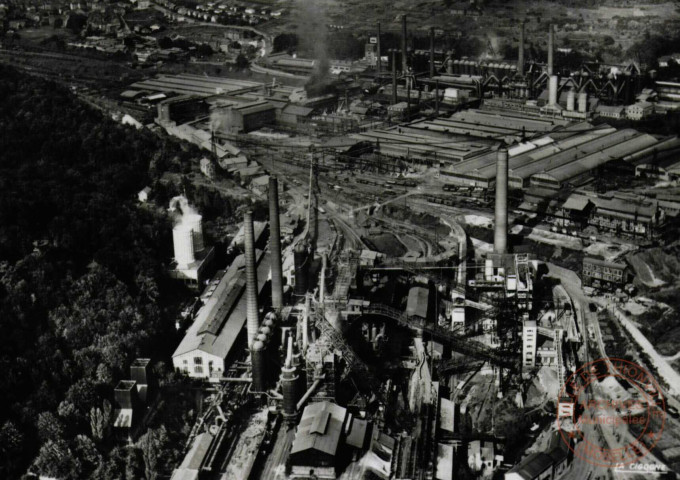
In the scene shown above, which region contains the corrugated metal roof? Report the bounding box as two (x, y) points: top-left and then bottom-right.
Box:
(291, 402), (347, 457)
(172, 250), (269, 359)
(537, 132), (658, 183)
(507, 452), (553, 479)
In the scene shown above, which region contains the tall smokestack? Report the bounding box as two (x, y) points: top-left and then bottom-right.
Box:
(494, 148), (509, 255)
(268, 176), (283, 310)
(518, 22), (525, 76)
(244, 211), (260, 349)
(429, 27), (435, 78)
(548, 24), (554, 76)
(391, 50), (398, 105)
(377, 22), (382, 74)
(401, 15), (408, 74)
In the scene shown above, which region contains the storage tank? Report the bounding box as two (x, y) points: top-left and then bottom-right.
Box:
(549, 75), (558, 106)
(567, 89), (575, 111)
(185, 214), (204, 253)
(578, 92), (588, 113)
(173, 224), (195, 267)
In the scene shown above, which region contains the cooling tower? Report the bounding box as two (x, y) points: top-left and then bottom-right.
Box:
(268, 177), (284, 310)
(244, 211), (260, 349)
(494, 148), (509, 255)
(173, 224), (195, 267)
(185, 214), (204, 253)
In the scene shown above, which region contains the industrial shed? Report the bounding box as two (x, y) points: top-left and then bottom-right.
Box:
(530, 131), (659, 189)
(290, 401), (368, 479)
(131, 73), (263, 97)
(220, 100), (276, 133)
(172, 250), (270, 380)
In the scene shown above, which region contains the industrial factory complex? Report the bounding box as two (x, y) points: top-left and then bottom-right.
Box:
(12, 1), (680, 478)
(132, 12), (680, 480)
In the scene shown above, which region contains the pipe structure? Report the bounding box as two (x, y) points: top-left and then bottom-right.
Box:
(391, 50), (398, 105)
(377, 22), (382, 74)
(401, 15), (408, 74)
(493, 148), (509, 255)
(319, 252), (327, 304)
(548, 24), (554, 76)
(518, 21), (525, 76)
(435, 80), (440, 117)
(429, 27), (435, 78)
(302, 294), (310, 351)
(293, 243), (308, 296)
(268, 176), (283, 310)
(296, 376), (324, 411)
(567, 89), (575, 111)
(244, 211), (260, 349)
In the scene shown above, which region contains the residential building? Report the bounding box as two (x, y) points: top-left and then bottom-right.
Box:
(596, 105), (625, 119)
(626, 101), (654, 120)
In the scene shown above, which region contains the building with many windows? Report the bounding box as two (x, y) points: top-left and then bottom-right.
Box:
(582, 257), (629, 290)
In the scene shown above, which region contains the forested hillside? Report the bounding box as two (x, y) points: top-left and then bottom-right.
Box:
(0, 66), (190, 479)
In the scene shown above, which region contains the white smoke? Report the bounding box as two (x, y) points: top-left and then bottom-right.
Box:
(169, 195), (200, 227)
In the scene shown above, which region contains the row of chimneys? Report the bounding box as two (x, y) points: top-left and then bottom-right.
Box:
(377, 19), (557, 80)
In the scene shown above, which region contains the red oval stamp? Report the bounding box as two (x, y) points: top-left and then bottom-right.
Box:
(556, 358), (666, 468)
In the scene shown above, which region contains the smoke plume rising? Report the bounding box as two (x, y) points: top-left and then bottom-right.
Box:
(169, 195), (200, 227)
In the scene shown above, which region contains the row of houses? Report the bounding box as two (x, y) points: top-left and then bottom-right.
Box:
(520, 189), (677, 241)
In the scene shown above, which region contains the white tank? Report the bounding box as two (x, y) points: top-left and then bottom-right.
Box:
(567, 90), (575, 111)
(185, 214), (204, 253)
(549, 75), (558, 106)
(173, 224), (195, 267)
(578, 92), (588, 113)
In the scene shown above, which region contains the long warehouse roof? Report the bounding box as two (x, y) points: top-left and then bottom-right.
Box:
(131, 74), (263, 97)
(534, 132), (659, 184)
(509, 129), (640, 180)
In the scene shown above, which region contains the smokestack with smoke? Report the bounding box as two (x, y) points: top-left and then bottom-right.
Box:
(295, 0), (334, 96)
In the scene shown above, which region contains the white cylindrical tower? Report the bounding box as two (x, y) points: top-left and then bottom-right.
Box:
(578, 92), (588, 113)
(173, 224), (195, 267)
(567, 89), (575, 111)
(549, 75), (558, 106)
(185, 214), (204, 253)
